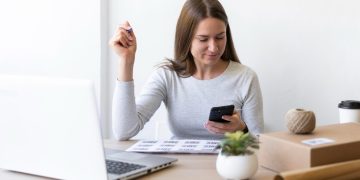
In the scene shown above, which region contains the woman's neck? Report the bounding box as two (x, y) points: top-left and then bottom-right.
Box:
(192, 60), (230, 80)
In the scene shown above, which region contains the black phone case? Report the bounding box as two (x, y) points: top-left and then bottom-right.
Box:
(208, 105), (235, 123)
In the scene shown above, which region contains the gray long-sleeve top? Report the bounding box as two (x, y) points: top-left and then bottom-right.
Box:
(112, 61), (264, 140)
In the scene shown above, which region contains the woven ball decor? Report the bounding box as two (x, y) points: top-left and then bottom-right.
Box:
(285, 108), (316, 134)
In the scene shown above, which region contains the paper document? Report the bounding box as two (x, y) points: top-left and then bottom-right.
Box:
(301, 138), (335, 146)
(126, 139), (221, 154)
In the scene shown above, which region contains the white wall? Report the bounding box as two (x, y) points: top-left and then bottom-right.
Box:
(0, 1), (105, 133)
(223, 0), (360, 132)
(107, 0), (360, 139)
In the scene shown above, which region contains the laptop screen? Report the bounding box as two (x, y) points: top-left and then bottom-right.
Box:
(0, 75), (108, 179)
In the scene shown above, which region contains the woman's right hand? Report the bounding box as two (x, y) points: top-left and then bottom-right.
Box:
(109, 21), (137, 64)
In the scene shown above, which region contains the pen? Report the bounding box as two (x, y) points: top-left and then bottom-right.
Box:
(126, 28), (133, 34)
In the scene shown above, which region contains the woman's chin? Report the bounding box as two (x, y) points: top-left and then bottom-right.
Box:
(206, 57), (222, 64)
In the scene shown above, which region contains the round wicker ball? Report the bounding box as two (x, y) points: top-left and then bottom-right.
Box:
(285, 108), (316, 134)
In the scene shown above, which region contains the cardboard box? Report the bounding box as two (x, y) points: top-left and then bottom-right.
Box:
(259, 122), (360, 172)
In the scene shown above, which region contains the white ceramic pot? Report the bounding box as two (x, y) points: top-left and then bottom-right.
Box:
(216, 152), (258, 180)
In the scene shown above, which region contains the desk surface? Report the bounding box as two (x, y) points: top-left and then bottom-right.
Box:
(0, 139), (277, 180)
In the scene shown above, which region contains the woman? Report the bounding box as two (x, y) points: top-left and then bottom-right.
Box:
(109, 0), (263, 140)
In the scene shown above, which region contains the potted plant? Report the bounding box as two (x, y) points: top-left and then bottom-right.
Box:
(216, 131), (259, 180)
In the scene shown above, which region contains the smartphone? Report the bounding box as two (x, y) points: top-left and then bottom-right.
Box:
(208, 105), (235, 123)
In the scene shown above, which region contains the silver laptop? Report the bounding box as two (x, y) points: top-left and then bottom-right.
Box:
(0, 75), (177, 180)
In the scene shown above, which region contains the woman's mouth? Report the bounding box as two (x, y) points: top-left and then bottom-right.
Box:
(206, 53), (218, 57)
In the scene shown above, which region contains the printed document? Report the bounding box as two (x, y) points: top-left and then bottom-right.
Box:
(126, 140), (220, 154)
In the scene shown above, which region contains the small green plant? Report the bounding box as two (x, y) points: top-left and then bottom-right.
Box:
(216, 131), (259, 156)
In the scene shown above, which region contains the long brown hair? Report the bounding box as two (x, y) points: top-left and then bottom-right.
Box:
(162, 0), (240, 77)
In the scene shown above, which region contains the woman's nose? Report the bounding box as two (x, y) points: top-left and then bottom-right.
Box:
(208, 40), (219, 52)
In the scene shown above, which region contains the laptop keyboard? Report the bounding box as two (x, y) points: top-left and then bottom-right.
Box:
(106, 160), (146, 175)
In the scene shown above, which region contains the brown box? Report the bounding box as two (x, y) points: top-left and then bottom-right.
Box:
(259, 122), (360, 172)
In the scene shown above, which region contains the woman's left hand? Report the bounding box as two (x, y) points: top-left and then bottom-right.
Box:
(204, 111), (246, 134)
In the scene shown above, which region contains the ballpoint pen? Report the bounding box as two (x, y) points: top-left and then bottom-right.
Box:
(126, 28), (133, 34)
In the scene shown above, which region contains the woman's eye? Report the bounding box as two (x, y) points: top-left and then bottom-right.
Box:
(199, 38), (208, 42)
(216, 36), (225, 40)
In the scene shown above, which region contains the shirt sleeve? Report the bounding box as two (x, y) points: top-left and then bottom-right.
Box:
(112, 69), (167, 140)
(240, 70), (264, 137)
